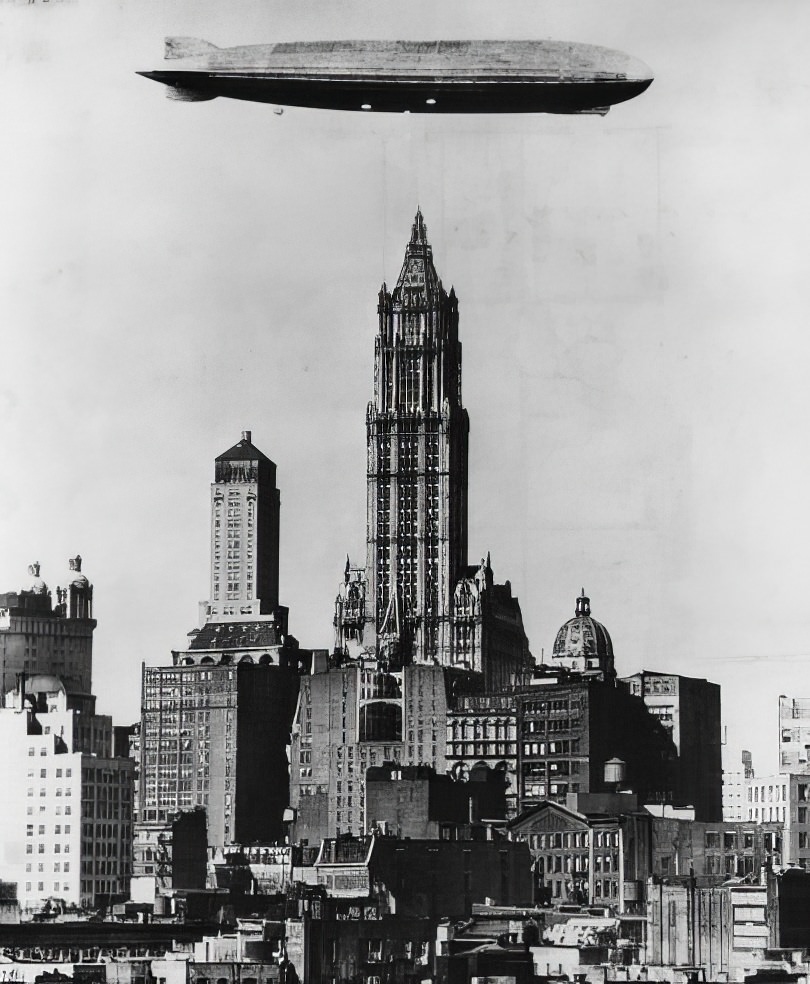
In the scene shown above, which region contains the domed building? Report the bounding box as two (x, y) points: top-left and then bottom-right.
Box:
(56, 555), (93, 620)
(551, 590), (615, 681)
(0, 559), (96, 699)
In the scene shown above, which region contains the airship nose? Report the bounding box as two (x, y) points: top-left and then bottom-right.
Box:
(625, 54), (654, 83)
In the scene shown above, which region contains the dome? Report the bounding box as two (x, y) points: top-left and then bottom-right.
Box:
(25, 562), (48, 595)
(552, 590), (614, 675)
(25, 674), (66, 695)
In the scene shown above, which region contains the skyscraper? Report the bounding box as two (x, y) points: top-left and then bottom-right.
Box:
(293, 213), (531, 841)
(136, 434), (305, 892)
(334, 211), (530, 689)
(365, 209), (468, 666)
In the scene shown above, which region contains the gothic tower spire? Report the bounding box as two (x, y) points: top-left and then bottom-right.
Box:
(359, 212), (469, 664)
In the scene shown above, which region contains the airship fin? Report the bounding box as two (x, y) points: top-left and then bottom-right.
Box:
(165, 37), (220, 60)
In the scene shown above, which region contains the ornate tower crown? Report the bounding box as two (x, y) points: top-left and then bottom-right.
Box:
(392, 208), (441, 306)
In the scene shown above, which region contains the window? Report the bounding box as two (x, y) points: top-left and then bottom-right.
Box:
(705, 831), (720, 849)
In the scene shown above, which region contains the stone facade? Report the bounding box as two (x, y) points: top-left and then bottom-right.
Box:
(507, 795), (651, 912)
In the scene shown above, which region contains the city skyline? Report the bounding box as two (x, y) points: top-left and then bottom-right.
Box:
(2, 0), (810, 777)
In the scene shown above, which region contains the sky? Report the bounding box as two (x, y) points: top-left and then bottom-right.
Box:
(1, 0), (809, 775)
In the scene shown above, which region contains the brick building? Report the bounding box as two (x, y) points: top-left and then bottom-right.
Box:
(620, 670), (722, 821)
(515, 674), (675, 814)
(312, 834), (532, 916)
(365, 763), (506, 838)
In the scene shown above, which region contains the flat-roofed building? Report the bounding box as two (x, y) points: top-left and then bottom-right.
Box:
(0, 675), (133, 912)
(620, 670), (722, 821)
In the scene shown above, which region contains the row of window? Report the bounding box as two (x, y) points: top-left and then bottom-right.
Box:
(704, 830), (756, 849)
(750, 784), (790, 802)
(27, 824), (71, 836)
(522, 740), (579, 756)
(527, 831), (618, 850)
(26, 843), (70, 855)
(25, 881), (71, 894)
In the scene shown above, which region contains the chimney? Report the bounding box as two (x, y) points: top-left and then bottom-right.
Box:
(241, 430), (252, 443)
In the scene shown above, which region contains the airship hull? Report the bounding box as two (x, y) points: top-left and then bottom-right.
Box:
(139, 39), (653, 115)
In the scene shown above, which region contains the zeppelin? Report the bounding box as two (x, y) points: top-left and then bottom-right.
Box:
(138, 38), (653, 114)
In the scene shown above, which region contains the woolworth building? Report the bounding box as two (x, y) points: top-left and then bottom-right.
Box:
(291, 212), (533, 842)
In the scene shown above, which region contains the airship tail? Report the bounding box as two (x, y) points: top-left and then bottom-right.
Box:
(136, 71), (219, 101)
(165, 37), (220, 60)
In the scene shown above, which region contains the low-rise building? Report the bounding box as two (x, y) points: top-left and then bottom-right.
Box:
(311, 834), (532, 917)
(652, 817), (781, 880)
(507, 794), (651, 912)
(365, 763), (506, 838)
